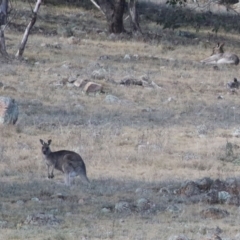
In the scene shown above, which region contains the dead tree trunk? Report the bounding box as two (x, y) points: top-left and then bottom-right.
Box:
(16, 0), (42, 58)
(128, 0), (141, 33)
(0, 0), (8, 57)
(96, 0), (125, 33)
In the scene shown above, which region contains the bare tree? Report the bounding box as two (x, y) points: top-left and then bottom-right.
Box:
(0, 0), (8, 57)
(16, 0), (42, 58)
(128, 0), (141, 33)
(90, 0), (141, 34)
(92, 0), (125, 33)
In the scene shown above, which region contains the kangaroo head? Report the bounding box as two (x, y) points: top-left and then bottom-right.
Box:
(212, 42), (225, 55)
(40, 139), (52, 155)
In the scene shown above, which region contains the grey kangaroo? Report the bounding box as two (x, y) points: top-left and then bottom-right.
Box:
(40, 139), (89, 186)
(201, 42), (239, 65)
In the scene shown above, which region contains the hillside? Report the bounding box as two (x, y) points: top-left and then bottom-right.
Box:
(1, 1), (240, 239)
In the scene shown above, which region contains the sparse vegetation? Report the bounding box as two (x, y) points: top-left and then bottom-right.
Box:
(1, 0), (240, 239)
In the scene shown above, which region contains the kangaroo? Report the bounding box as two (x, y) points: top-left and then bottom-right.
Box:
(40, 139), (89, 186)
(200, 43), (239, 65)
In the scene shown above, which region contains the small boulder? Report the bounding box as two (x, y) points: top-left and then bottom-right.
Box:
(104, 95), (120, 104)
(67, 36), (80, 45)
(91, 68), (107, 80)
(74, 78), (89, 88)
(115, 201), (131, 213)
(83, 82), (103, 94)
(0, 96), (18, 124)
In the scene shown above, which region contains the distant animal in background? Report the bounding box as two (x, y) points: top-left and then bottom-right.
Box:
(200, 43), (239, 65)
(227, 78), (240, 89)
(40, 139), (89, 186)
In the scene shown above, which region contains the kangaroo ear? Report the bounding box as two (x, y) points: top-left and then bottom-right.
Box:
(40, 139), (44, 145)
(48, 139), (52, 145)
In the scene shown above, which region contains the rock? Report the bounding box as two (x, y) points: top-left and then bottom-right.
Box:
(16, 200), (24, 205)
(167, 204), (182, 213)
(83, 82), (103, 94)
(104, 95), (120, 104)
(67, 36), (80, 45)
(0, 96), (18, 124)
(101, 207), (111, 213)
(168, 234), (189, 240)
(135, 188), (143, 194)
(218, 191), (231, 203)
(136, 198), (151, 211)
(159, 187), (170, 195)
(68, 76), (77, 83)
(115, 201), (131, 213)
(98, 55), (110, 60)
(74, 78), (89, 88)
(124, 54), (131, 60)
(31, 197), (40, 202)
(200, 207), (229, 219)
(24, 213), (61, 226)
(91, 68), (107, 80)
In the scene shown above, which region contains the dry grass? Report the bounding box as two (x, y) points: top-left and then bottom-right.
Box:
(1, 1), (240, 240)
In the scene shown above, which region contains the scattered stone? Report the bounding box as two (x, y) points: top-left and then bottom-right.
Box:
(31, 197), (40, 202)
(74, 78), (89, 88)
(168, 234), (189, 240)
(124, 54), (131, 60)
(24, 213), (61, 226)
(151, 81), (162, 89)
(167, 204), (182, 213)
(177, 30), (195, 39)
(61, 63), (70, 69)
(83, 82), (103, 94)
(104, 95), (120, 104)
(68, 76), (77, 83)
(98, 55), (110, 60)
(16, 200), (24, 205)
(0, 82), (3, 88)
(101, 207), (112, 213)
(0, 96), (18, 124)
(115, 201), (131, 213)
(91, 68), (107, 80)
(67, 36), (80, 45)
(136, 198), (151, 211)
(135, 188), (143, 194)
(218, 191), (231, 203)
(200, 207), (229, 219)
(159, 187), (170, 195)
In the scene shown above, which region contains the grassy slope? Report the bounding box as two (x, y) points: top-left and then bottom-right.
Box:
(1, 1), (240, 239)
